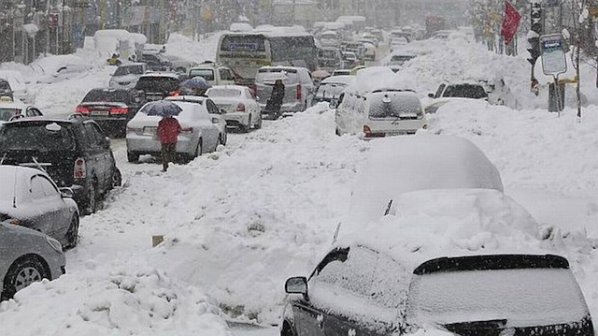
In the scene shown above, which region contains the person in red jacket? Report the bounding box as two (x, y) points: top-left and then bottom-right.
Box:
(157, 116), (182, 172)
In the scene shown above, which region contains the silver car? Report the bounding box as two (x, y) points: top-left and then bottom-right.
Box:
(0, 220), (66, 300)
(0, 166), (79, 248)
(126, 100), (220, 163)
(109, 63), (146, 89)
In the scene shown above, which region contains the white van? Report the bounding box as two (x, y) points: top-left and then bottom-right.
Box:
(188, 62), (236, 87)
(334, 89), (427, 137)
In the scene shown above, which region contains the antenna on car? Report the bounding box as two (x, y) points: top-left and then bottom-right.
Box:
(384, 199), (393, 216)
(0, 153), (6, 165)
(332, 222), (341, 244)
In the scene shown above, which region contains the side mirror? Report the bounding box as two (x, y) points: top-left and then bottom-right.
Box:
(59, 187), (74, 198)
(211, 117), (220, 124)
(428, 93), (435, 98)
(329, 99), (339, 109)
(102, 136), (111, 148)
(285, 276), (308, 295)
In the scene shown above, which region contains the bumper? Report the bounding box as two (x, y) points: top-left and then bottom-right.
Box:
(259, 102), (303, 114)
(48, 253), (66, 280)
(224, 112), (250, 127)
(126, 134), (196, 156)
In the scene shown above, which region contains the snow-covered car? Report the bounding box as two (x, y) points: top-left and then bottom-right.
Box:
(335, 89), (428, 137)
(109, 63), (147, 89)
(165, 95), (228, 145)
(0, 219), (66, 300)
(312, 75), (355, 105)
(141, 52), (172, 72)
(0, 71), (32, 103)
(255, 66), (315, 118)
(134, 72), (185, 102)
(206, 85), (261, 132)
(384, 53), (416, 67)
(31, 54), (93, 84)
(341, 51), (359, 69)
(425, 83), (489, 114)
(0, 166), (79, 249)
(317, 47), (343, 72)
(126, 100), (220, 163)
(0, 97), (43, 124)
(188, 63), (236, 87)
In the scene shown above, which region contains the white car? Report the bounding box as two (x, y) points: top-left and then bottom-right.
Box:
(188, 63), (236, 87)
(165, 95), (228, 145)
(425, 83), (489, 114)
(335, 89), (428, 137)
(126, 100), (220, 163)
(0, 97), (43, 124)
(206, 85), (261, 132)
(108, 63), (146, 89)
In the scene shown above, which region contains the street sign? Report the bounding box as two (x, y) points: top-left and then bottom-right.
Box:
(540, 33), (567, 76)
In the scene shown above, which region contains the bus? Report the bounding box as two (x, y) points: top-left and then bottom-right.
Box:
(216, 29), (318, 86)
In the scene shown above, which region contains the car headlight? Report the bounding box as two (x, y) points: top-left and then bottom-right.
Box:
(46, 236), (63, 253)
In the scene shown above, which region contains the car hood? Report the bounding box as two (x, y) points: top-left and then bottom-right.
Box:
(111, 74), (140, 82)
(0, 221), (48, 238)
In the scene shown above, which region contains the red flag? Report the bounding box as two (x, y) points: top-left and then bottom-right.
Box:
(501, 1), (522, 45)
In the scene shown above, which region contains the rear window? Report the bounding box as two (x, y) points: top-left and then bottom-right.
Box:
(0, 108), (20, 121)
(256, 68), (299, 84)
(83, 89), (128, 103)
(443, 85), (488, 99)
(135, 77), (180, 92)
(390, 55), (415, 65)
(316, 83), (347, 98)
(368, 93), (422, 118)
(207, 88), (241, 98)
(0, 122), (75, 151)
(408, 267), (589, 327)
(189, 69), (215, 81)
(114, 65), (144, 76)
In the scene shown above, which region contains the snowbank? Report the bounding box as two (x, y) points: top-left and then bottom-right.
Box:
(0, 264), (231, 336)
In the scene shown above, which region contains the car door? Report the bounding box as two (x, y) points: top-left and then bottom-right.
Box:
(27, 175), (63, 237)
(37, 174), (72, 238)
(205, 99), (226, 137)
(196, 105), (219, 152)
(83, 123), (110, 193)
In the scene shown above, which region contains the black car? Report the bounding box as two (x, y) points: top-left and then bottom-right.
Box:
(141, 53), (172, 72)
(0, 117), (121, 215)
(75, 88), (145, 137)
(134, 73), (185, 102)
(282, 247), (594, 336)
(0, 79), (13, 100)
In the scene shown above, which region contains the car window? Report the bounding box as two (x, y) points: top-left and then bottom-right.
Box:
(38, 175), (59, 198)
(0, 108), (20, 121)
(114, 65), (144, 76)
(30, 176), (47, 200)
(189, 69), (215, 81)
(26, 107), (42, 117)
(0, 122), (75, 151)
(368, 93), (422, 118)
(443, 85), (488, 99)
(135, 77), (180, 92)
(219, 69), (233, 81)
(434, 84), (446, 98)
(206, 100), (220, 114)
(84, 123), (105, 147)
(83, 89), (129, 103)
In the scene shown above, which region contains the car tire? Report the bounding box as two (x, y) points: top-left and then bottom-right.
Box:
(194, 139), (203, 158)
(84, 183), (98, 215)
(65, 214), (80, 249)
(127, 152), (139, 163)
(280, 322), (298, 336)
(2, 257), (49, 300)
(254, 113), (262, 130)
(335, 128), (341, 136)
(112, 167), (122, 187)
(241, 116), (251, 133)
(219, 131), (227, 146)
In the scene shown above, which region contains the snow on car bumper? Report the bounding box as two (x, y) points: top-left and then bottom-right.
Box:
(126, 134), (196, 155)
(224, 112), (250, 126)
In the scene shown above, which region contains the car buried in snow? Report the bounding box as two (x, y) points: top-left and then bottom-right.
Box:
(425, 83), (489, 114)
(165, 95), (228, 145)
(0, 219), (66, 300)
(0, 165), (79, 249)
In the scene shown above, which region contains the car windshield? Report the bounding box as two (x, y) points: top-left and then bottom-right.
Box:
(319, 49), (338, 59)
(189, 69), (215, 81)
(256, 68), (299, 84)
(443, 85), (488, 99)
(83, 90), (128, 103)
(408, 268), (589, 326)
(135, 77), (180, 92)
(114, 65), (144, 76)
(0, 122), (75, 151)
(0, 108), (20, 121)
(368, 93), (422, 118)
(390, 55), (415, 65)
(207, 88), (241, 98)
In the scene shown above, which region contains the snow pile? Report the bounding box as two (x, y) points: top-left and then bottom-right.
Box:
(0, 264), (230, 336)
(165, 32), (223, 64)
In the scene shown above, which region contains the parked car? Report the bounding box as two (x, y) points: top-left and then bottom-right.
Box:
(255, 66), (315, 118)
(0, 166), (79, 248)
(282, 251), (593, 336)
(0, 97), (43, 124)
(0, 78), (13, 100)
(0, 118), (122, 214)
(0, 219), (66, 300)
(425, 83), (489, 113)
(126, 100), (220, 163)
(165, 95), (228, 145)
(75, 88), (145, 137)
(206, 85), (261, 132)
(312, 75), (355, 105)
(332, 69), (351, 77)
(141, 52), (172, 72)
(108, 62), (147, 89)
(134, 73), (185, 102)
(335, 89), (428, 137)
(187, 62), (236, 87)
(384, 53), (417, 67)
(0, 70), (32, 103)
(341, 51), (359, 69)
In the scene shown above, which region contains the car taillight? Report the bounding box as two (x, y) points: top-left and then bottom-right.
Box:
(169, 91), (180, 96)
(110, 107), (129, 115)
(74, 158), (86, 179)
(296, 84), (302, 100)
(75, 105), (90, 114)
(236, 103), (246, 112)
(363, 125), (385, 138)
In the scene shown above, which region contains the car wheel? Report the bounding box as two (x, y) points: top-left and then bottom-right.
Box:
(84, 183), (97, 215)
(194, 139), (203, 158)
(335, 128), (341, 136)
(112, 167), (122, 187)
(241, 116), (251, 133)
(2, 257), (49, 300)
(254, 113), (262, 129)
(219, 131), (227, 146)
(281, 322), (298, 336)
(65, 214), (80, 249)
(127, 152), (139, 163)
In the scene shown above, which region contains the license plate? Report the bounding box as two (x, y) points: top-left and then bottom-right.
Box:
(91, 110), (109, 116)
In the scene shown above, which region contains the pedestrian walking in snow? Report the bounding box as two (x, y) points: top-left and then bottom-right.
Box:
(157, 115), (181, 172)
